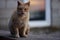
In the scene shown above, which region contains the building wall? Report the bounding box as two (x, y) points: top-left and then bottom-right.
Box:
(0, 0), (17, 30)
(0, 0), (60, 30)
(52, 0), (60, 27)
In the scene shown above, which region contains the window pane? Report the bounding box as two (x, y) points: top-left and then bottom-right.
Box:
(30, 0), (45, 21)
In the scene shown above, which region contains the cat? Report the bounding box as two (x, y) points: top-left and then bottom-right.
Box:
(9, 1), (30, 38)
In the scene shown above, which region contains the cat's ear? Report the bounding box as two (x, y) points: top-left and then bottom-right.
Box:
(25, 1), (30, 6)
(17, 1), (22, 6)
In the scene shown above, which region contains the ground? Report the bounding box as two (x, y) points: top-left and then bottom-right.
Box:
(0, 27), (60, 40)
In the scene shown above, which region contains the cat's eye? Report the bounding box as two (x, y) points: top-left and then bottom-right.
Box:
(24, 8), (27, 11)
(19, 8), (22, 10)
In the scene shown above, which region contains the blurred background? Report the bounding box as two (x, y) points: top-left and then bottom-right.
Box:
(0, 0), (60, 30)
(0, 0), (60, 40)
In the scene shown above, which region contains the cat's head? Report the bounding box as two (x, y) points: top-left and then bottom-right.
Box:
(17, 1), (30, 16)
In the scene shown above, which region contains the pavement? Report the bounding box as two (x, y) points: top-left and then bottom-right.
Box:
(0, 28), (60, 40)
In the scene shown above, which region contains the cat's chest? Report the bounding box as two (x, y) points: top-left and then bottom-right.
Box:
(16, 17), (27, 27)
(18, 14), (27, 21)
(12, 17), (25, 27)
(16, 16), (27, 23)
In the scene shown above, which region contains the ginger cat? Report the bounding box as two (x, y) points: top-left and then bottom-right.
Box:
(9, 1), (30, 38)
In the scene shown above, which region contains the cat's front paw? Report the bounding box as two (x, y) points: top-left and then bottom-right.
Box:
(23, 35), (28, 38)
(20, 34), (28, 38)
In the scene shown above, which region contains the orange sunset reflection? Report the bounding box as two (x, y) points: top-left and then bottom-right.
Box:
(30, 0), (45, 11)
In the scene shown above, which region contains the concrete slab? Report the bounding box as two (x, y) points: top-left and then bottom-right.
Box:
(0, 29), (60, 40)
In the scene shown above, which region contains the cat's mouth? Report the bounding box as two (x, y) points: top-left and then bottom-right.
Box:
(17, 12), (24, 16)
